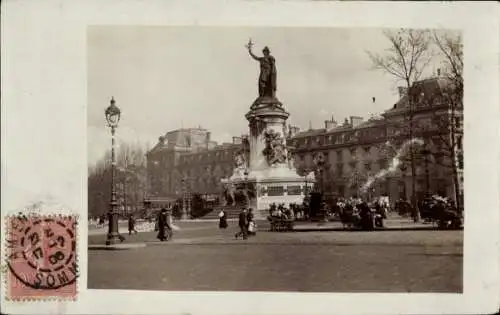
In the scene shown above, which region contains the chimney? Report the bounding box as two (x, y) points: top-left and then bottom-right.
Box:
(288, 125), (300, 137)
(349, 116), (363, 128)
(205, 132), (211, 149)
(324, 117), (338, 130)
(398, 86), (408, 98)
(232, 136), (242, 145)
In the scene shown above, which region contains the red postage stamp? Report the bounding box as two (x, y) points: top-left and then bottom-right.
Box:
(5, 214), (78, 300)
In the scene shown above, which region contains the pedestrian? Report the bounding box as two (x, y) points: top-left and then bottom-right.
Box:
(218, 209), (228, 229)
(157, 208), (169, 241)
(166, 209), (174, 239)
(247, 208), (256, 236)
(98, 214), (105, 226)
(235, 208), (248, 240)
(128, 214), (138, 235)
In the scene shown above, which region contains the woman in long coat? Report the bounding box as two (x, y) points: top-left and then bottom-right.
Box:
(157, 208), (168, 241)
(218, 209), (228, 229)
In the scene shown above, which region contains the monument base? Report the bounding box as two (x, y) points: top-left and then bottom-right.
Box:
(223, 165), (315, 219)
(221, 88), (316, 219)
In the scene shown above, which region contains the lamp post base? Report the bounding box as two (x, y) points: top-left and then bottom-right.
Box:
(106, 232), (125, 245)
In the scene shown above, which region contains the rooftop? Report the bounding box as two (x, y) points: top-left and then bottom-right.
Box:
(148, 75), (453, 156)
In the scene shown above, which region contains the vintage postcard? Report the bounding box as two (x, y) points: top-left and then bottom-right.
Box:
(1, 1), (499, 314)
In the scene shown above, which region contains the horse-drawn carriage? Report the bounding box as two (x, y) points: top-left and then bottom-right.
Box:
(419, 197), (462, 229)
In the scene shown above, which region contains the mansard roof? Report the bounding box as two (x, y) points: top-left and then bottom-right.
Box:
(385, 77), (454, 115)
(291, 118), (385, 140)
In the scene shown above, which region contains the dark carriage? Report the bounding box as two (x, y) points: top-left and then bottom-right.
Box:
(419, 198), (462, 229)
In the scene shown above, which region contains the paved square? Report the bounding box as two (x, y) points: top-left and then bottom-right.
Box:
(88, 220), (462, 292)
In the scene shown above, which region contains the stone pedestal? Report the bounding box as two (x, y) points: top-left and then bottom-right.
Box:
(222, 96), (315, 218)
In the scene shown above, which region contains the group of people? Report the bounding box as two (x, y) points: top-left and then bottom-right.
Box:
(394, 194), (460, 223)
(234, 208), (257, 240)
(217, 207), (257, 240)
(126, 208), (175, 241)
(334, 196), (387, 230)
(268, 203), (295, 220)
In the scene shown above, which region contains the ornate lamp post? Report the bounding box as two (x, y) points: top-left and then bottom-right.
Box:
(420, 147), (431, 196)
(399, 164), (408, 200)
(181, 178), (191, 220)
(105, 97), (124, 245)
(303, 169), (311, 196)
(243, 170), (250, 207)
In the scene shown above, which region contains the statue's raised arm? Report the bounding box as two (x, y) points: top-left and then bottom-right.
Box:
(248, 48), (260, 61)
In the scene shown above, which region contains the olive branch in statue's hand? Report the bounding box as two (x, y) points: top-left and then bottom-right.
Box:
(245, 38), (254, 51)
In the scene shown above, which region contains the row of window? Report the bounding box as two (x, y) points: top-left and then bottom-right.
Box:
(291, 115), (462, 150)
(309, 157), (446, 177)
(298, 146), (375, 164)
(291, 128), (386, 149)
(179, 149), (236, 165)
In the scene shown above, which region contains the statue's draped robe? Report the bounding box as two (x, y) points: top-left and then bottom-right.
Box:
(258, 56), (277, 98)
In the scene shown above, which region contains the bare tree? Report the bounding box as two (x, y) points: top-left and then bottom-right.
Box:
(88, 142), (148, 218)
(368, 29), (433, 216)
(430, 31), (463, 209)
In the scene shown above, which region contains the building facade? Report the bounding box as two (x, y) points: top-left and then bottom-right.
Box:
(146, 127), (246, 200)
(146, 76), (463, 206)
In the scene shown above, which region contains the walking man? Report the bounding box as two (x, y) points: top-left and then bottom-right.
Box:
(128, 213), (138, 235)
(235, 208), (248, 240)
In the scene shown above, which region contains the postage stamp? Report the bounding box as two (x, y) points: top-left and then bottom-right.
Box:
(4, 214), (78, 300)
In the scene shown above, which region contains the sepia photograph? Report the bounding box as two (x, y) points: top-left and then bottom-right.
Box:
(87, 26), (464, 293)
(2, 1), (499, 314)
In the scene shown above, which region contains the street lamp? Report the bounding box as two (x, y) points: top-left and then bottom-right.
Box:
(303, 169), (310, 196)
(399, 164), (408, 200)
(319, 167), (325, 195)
(420, 147), (431, 197)
(243, 170), (250, 207)
(181, 178), (191, 220)
(105, 97), (124, 245)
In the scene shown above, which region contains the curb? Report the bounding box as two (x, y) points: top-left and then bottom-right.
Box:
(292, 226), (463, 232)
(88, 243), (147, 250)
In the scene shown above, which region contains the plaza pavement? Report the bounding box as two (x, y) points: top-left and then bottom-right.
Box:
(88, 219), (463, 292)
(87, 216), (437, 236)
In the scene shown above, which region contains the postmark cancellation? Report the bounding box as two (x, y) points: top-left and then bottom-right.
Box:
(4, 214), (78, 300)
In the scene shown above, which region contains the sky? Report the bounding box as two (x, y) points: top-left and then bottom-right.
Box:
(87, 26), (438, 166)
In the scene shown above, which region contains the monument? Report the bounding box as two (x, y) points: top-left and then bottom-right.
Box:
(221, 39), (315, 217)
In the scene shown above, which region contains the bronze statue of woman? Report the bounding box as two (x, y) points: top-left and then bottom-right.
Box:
(246, 40), (277, 98)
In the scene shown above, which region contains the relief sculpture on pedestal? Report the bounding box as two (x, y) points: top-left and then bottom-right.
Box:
(233, 149), (248, 178)
(262, 129), (287, 166)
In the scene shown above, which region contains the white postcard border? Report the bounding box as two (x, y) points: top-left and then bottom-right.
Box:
(1, 1), (499, 314)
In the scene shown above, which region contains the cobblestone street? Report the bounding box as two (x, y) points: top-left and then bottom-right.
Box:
(88, 221), (462, 292)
